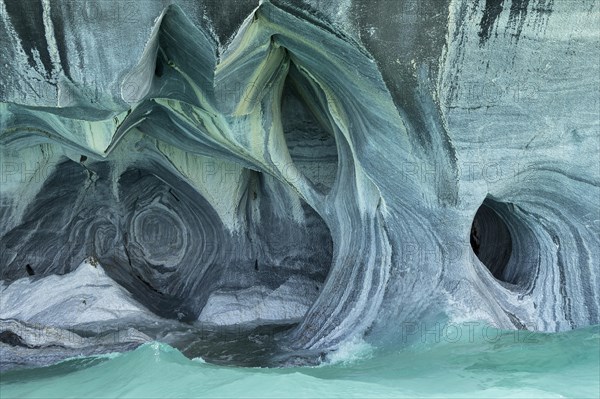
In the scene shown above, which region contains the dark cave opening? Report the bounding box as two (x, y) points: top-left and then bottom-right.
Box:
(0, 156), (334, 366)
(470, 198), (513, 282)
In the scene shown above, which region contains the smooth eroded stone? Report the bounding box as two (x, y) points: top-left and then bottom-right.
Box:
(0, 0), (598, 368)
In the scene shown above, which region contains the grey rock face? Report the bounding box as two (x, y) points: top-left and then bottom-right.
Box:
(0, 0), (598, 368)
(0, 318), (152, 371)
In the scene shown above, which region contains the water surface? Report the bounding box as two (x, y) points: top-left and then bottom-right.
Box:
(1, 324), (598, 398)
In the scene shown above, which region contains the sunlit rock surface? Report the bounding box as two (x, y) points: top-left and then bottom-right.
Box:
(1, 258), (163, 327)
(199, 275), (322, 326)
(0, 0), (598, 369)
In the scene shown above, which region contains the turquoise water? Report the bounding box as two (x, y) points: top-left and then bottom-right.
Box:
(1, 324), (598, 398)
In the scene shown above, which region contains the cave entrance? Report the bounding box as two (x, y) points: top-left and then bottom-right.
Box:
(281, 64), (338, 193)
(470, 197), (513, 282)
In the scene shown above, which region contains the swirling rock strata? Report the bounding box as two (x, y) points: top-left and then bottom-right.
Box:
(0, 0), (598, 368)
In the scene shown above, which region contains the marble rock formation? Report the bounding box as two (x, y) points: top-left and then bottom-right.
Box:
(0, 0), (598, 368)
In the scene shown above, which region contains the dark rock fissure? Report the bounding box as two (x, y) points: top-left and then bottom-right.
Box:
(470, 198), (513, 282)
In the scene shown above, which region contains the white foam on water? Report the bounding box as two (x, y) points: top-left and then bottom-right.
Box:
(322, 335), (374, 366)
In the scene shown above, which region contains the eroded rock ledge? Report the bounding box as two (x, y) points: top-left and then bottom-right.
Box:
(0, 0), (598, 369)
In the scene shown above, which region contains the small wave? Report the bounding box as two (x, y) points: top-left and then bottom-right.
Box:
(322, 336), (375, 366)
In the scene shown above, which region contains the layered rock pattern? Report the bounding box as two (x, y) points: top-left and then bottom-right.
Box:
(0, 0), (598, 368)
